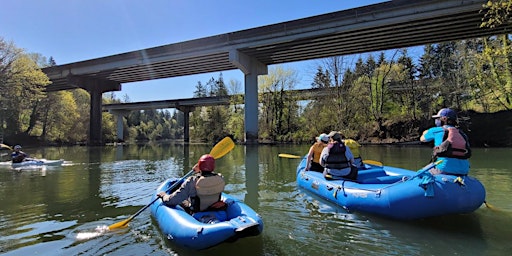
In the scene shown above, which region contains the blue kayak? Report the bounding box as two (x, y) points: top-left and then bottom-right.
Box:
(150, 178), (263, 250)
(296, 157), (486, 220)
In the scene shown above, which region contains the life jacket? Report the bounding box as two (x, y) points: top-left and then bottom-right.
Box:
(324, 142), (350, 169)
(192, 173), (225, 212)
(433, 127), (471, 159)
(11, 152), (25, 163)
(311, 142), (325, 163)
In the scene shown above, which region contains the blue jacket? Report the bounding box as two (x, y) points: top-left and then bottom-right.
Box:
(422, 126), (470, 175)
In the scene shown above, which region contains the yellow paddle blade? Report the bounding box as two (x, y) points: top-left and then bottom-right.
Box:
(484, 201), (500, 211)
(0, 143), (13, 150)
(278, 153), (301, 159)
(209, 137), (235, 159)
(363, 160), (383, 166)
(108, 218), (131, 230)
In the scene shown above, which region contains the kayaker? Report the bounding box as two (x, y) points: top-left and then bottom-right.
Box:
(320, 131), (358, 180)
(157, 154), (226, 214)
(11, 145), (29, 163)
(420, 108), (471, 175)
(306, 133), (329, 172)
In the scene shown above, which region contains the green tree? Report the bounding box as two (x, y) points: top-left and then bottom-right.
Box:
(258, 66), (300, 142)
(1, 52), (50, 136)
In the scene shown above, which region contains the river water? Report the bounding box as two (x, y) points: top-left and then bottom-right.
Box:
(0, 143), (511, 256)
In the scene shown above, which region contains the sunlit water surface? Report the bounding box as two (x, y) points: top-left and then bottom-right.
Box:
(0, 144), (511, 256)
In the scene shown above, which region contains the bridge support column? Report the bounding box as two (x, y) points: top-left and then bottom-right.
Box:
(229, 50), (267, 144)
(90, 90), (103, 145)
(109, 110), (131, 142)
(67, 75), (121, 145)
(177, 106), (194, 143)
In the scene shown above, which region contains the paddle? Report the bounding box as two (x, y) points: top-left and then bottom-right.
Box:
(278, 153), (384, 167)
(278, 153), (302, 159)
(0, 143), (13, 150)
(108, 137), (235, 230)
(362, 160), (383, 166)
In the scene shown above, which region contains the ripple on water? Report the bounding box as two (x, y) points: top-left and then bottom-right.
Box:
(0, 207), (77, 254)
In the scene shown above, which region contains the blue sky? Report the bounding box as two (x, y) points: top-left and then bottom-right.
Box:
(1, 0), (413, 102)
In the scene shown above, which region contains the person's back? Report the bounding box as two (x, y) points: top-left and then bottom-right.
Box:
(420, 108), (470, 175)
(194, 171), (225, 211)
(158, 154), (225, 213)
(320, 131), (357, 180)
(306, 133), (329, 172)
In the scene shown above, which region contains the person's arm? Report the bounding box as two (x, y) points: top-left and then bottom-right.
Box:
(320, 147), (329, 167)
(158, 177), (196, 206)
(306, 145), (314, 170)
(345, 146), (355, 165)
(420, 129), (431, 142)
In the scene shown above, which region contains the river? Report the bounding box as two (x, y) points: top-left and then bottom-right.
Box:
(0, 143), (511, 256)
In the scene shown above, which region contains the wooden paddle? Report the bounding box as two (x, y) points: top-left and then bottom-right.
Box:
(108, 137), (235, 230)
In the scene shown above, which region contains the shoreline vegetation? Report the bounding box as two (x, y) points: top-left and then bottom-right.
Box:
(3, 110), (511, 148)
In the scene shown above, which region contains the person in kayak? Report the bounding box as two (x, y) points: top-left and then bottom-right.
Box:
(11, 145), (29, 163)
(306, 133), (329, 172)
(320, 131), (358, 180)
(157, 154), (226, 214)
(420, 108), (471, 175)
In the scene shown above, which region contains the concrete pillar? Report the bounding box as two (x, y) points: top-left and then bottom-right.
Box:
(67, 75), (121, 145)
(89, 89), (103, 145)
(177, 106), (194, 143)
(244, 73), (259, 143)
(109, 110), (131, 142)
(229, 50), (267, 144)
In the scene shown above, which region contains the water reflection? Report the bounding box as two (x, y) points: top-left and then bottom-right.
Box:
(0, 145), (511, 255)
(244, 145), (260, 209)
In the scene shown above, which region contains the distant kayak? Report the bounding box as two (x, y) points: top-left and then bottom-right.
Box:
(1, 159), (64, 168)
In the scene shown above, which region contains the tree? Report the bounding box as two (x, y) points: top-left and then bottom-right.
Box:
(258, 66), (300, 142)
(1, 53), (50, 136)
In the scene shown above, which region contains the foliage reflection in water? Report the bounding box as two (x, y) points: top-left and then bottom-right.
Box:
(0, 144), (510, 255)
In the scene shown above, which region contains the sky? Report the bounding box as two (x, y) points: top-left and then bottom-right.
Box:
(0, 0), (410, 102)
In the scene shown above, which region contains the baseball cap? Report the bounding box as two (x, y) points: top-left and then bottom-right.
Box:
(432, 108), (457, 119)
(327, 131), (341, 141)
(317, 133), (329, 143)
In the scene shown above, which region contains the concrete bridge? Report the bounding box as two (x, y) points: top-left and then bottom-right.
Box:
(104, 87), (336, 142)
(42, 0), (512, 144)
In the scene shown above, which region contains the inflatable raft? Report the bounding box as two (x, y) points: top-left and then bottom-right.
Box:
(150, 178), (263, 250)
(296, 157), (486, 220)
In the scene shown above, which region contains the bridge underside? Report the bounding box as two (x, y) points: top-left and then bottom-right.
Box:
(41, 0), (511, 144)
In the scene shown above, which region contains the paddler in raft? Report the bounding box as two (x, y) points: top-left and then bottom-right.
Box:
(320, 131), (358, 180)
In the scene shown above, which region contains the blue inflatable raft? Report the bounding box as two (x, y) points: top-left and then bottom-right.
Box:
(296, 157), (486, 220)
(150, 178), (263, 250)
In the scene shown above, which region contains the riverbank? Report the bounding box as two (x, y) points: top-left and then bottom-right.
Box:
(3, 110), (511, 148)
(359, 110), (512, 147)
